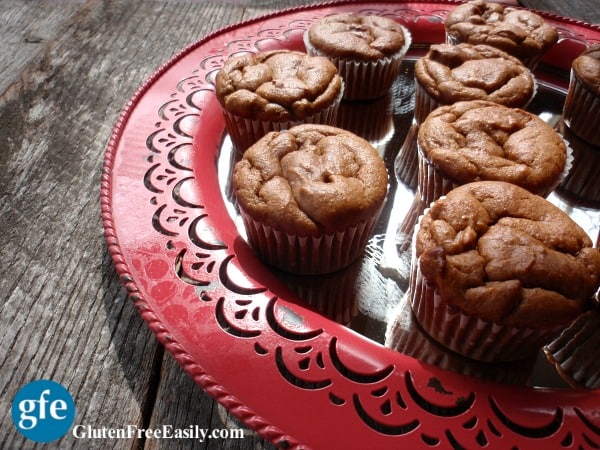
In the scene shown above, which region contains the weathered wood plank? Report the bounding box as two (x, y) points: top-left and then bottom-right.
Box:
(0, 0), (86, 96)
(0, 0), (261, 448)
(519, 0), (600, 24)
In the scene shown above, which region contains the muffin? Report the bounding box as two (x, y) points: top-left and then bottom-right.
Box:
(556, 119), (600, 205)
(413, 43), (535, 125)
(232, 124), (388, 275)
(444, 0), (558, 69)
(410, 181), (600, 362)
(215, 50), (343, 152)
(304, 13), (411, 100)
(544, 307), (600, 389)
(417, 100), (570, 206)
(562, 44), (600, 146)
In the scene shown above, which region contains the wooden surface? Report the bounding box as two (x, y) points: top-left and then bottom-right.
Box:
(0, 1), (597, 449)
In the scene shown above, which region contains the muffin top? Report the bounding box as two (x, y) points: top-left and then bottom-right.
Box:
(214, 50), (342, 121)
(414, 43), (534, 107)
(444, 0), (558, 60)
(572, 44), (600, 96)
(416, 181), (600, 328)
(232, 124), (388, 235)
(306, 13), (408, 60)
(418, 100), (567, 195)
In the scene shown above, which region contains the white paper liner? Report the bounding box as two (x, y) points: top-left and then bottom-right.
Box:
(304, 25), (412, 100)
(417, 132), (573, 205)
(562, 70), (600, 146)
(394, 123), (419, 189)
(412, 79), (440, 125)
(238, 207), (380, 275)
(408, 212), (564, 362)
(558, 122), (600, 204)
(417, 146), (460, 206)
(222, 82), (344, 153)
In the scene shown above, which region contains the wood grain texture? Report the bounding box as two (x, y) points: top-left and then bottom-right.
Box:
(0, 0), (271, 448)
(520, 0), (600, 24)
(0, 1), (595, 449)
(0, 0), (85, 96)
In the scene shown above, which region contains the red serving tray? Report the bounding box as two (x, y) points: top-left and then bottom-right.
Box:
(101, 2), (600, 449)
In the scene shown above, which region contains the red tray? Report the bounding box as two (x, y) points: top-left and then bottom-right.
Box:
(101, 2), (600, 449)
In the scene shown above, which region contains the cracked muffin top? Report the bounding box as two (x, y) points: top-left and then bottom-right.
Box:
(417, 100), (567, 195)
(414, 43), (535, 107)
(444, 0), (558, 62)
(572, 44), (600, 96)
(232, 124), (388, 235)
(215, 50), (343, 121)
(416, 181), (600, 328)
(306, 13), (409, 60)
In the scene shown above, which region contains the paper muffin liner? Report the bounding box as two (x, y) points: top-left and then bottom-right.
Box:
(544, 309), (600, 389)
(394, 123), (419, 189)
(386, 292), (536, 385)
(395, 194), (425, 255)
(556, 121), (600, 205)
(417, 147), (461, 206)
(562, 70), (600, 146)
(222, 82), (344, 153)
(445, 33), (544, 70)
(416, 131), (572, 205)
(412, 78), (441, 126)
(413, 68), (537, 126)
(304, 26), (412, 100)
(408, 213), (563, 362)
(238, 205), (381, 275)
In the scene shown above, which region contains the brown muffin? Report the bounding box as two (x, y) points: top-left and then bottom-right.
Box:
(544, 308), (600, 389)
(232, 124), (388, 274)
(556, 119), (600, 205)
(304, 13), (411, 100)
(444, 0), (558, 69)
(413, 43), (535, 124)
(215, 50), (343, 152)
(417, 100), (569, 206)
(562, 44), (600, 146)
(410, 181), (600, 361)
